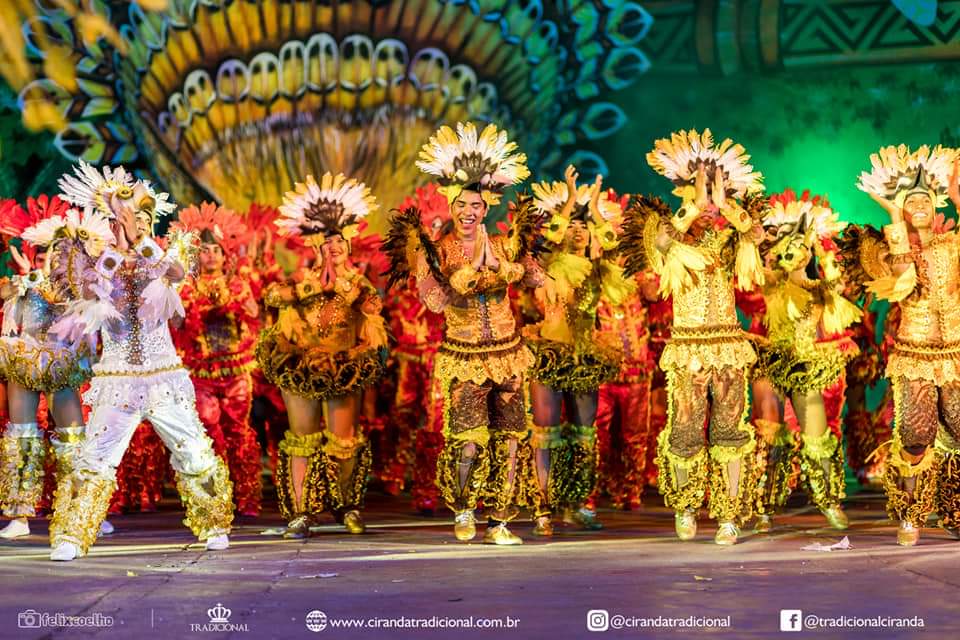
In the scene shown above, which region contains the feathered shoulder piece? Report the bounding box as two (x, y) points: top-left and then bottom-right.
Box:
(171, 202), (251, 254)
(416, 122), (530, 205)
(646, 129), (763, 199)
(836, 224), (890, 301)
(857, 144), (955, 209)
(505, 193), (545, 260)
(277, 172), (378, 247)
(383, 207), (444, 290)
(620, 195), (673, 277)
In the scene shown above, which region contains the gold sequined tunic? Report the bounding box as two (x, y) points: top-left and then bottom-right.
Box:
(420, 234), (533, 387)
(874, 224), (960, 384)
(659, 230), (756, 374)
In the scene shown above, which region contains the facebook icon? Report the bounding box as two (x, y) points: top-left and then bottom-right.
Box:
(780, 610), (803, 632)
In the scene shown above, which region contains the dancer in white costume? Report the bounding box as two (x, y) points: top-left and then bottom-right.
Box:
(30, 163), (234, 561)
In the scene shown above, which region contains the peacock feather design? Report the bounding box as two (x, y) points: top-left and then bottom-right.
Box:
(13, 1), (652, 228)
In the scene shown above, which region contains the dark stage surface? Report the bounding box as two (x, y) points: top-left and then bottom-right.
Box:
(0, 491), (955, 639)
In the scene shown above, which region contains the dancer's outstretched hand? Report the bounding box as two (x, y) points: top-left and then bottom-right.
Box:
(949, 156), (960, 212)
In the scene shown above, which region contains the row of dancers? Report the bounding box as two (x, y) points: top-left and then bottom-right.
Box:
(0, 123), (951, 559)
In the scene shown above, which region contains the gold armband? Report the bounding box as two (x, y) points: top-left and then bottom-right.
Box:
(721, 204), (753, 233)
(883, 222), (911, 255)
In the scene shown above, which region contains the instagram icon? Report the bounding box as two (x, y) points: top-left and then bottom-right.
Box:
(587, 609), (610, 632)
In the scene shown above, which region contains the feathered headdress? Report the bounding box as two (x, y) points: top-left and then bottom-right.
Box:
(532, 180), (622, 250)
(765, 190), (845, 243)
(416, 122), (530, 205)
(646, 129), (763, 200)
(857, 144), (955, 209)
(57, 161), (176, 227)
(22, 207), (113, 258)
(171, 202), (251, 254)
(276, 172), (378, 247)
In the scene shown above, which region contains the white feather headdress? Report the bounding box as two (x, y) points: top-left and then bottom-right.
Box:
(57, 161), (135, 217)
(646, 129), (763, 199)
(416, 122), (530, 205)
(277, 172), (378, 245)
(857, 144), (955, 208)
(23, 207), (114, 257)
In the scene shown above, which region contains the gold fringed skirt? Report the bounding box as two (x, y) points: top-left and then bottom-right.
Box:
(528, 339), (620, 394)
(757, 340), (854, 396)
(256, 327), (385, 400)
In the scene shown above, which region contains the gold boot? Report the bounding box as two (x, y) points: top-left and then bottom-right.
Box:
(0, 424), (45, 520)
(482, 522), (523, 545)
(821, 505), (849, 530)
(276, 431), (326, 522)
(564, 506), (604, 530)
(48, 471), (116, 557)
(753, 514), (773, 534)
(897, 520), (920, 546)
(284, 514), (313, 539)
(454, 510), (477, 541)
(715, 521), (740, 546)
(532, 515), (554, 537)
(175, 457), (235, 542)
(799, 431), (848, 530)
(675, 510), (697, 541)
(343, 509), (365, 534)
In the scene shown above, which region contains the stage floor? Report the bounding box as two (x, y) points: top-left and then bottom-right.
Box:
(0, 490), (955, 639)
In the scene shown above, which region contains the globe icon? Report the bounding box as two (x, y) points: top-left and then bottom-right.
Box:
(305, 610), (327, 632)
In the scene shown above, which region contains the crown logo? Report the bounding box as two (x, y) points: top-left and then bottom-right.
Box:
(207, 603), (231, 623)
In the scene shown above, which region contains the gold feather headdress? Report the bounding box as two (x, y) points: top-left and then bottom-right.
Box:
(532, 180), (621, 250)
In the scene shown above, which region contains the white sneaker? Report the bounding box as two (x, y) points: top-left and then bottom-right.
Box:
(0, 519), (30, 539)
(50, 541), (79, 561)
(205, 534), (230, 551)
(98, 520), (115, 536)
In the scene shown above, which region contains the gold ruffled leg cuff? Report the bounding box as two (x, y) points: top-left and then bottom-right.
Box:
(175, 456), (235, 540)
(883, 445), (939, 528)
(935, 434), (960, 531)
(322, 432), (372, 512)
(276, 430), (325, 520)
(0, 424), (46, 518)
(529, 424), (565, 517)
(437, 430), (491, 513)
(558, 424), (599, 509)
(49, 472), (115, 555)
(799, 431), (846, 510)
(707, 438), (759, 524)
(655, 429), (709, 514)
(485, 429), (539, 520)
(753, 422), (798, 517)
(49, 425), (85, 519)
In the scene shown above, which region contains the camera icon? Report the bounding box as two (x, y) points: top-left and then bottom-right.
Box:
(18, 610), (41, 629)
(587, 609), (609, 632)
